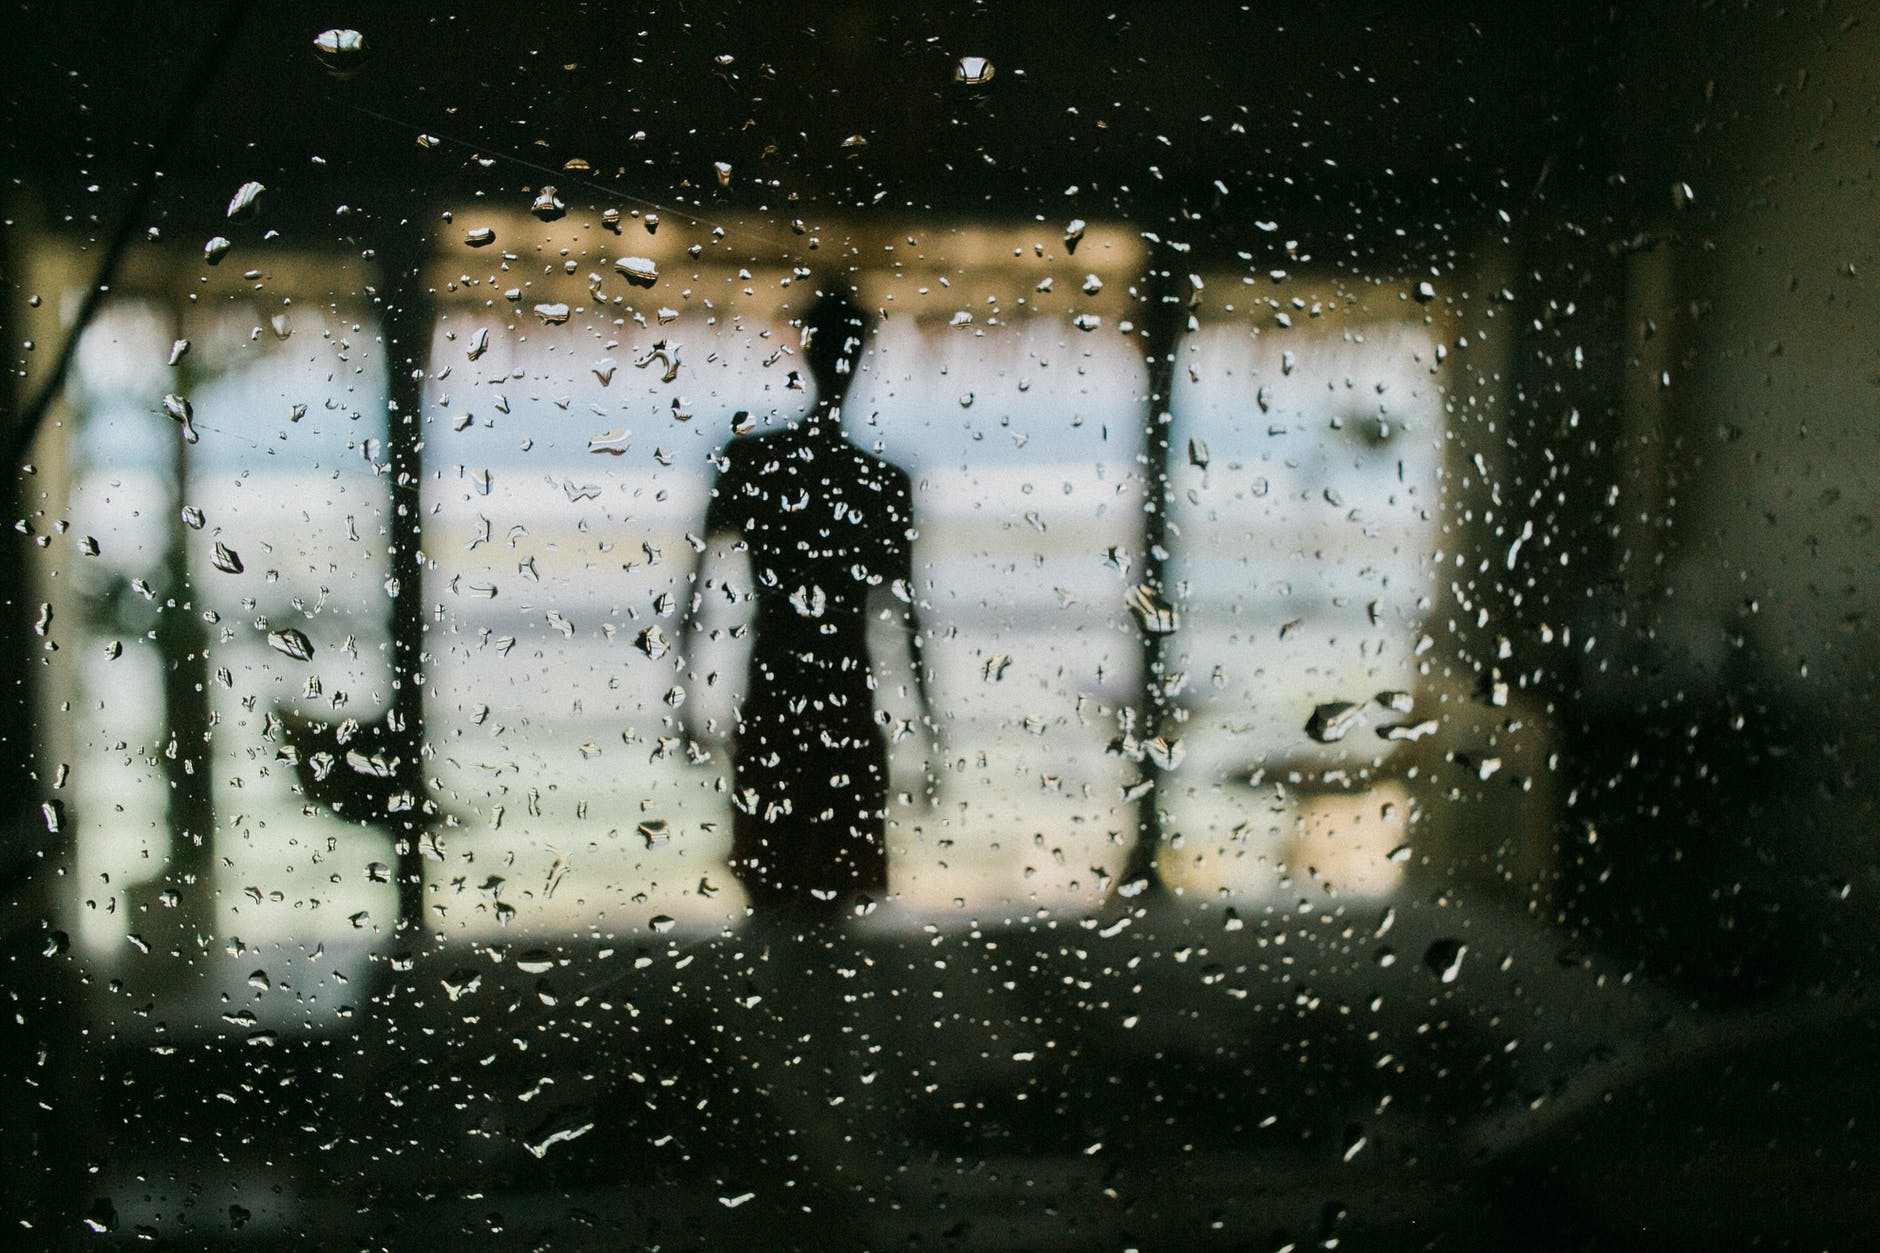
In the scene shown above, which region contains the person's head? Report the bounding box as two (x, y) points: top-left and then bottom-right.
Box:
(799, 284), (868, 413)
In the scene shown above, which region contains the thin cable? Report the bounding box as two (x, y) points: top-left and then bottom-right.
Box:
(5, 0), (256, 468)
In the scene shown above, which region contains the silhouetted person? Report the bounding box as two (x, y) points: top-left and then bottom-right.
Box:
(680, 285), (934, 918)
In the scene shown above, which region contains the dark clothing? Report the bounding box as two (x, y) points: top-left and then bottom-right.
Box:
(702, 423), (916, 909)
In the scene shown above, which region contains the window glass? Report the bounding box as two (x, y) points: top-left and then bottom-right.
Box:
(5, 7), (1878, 1248)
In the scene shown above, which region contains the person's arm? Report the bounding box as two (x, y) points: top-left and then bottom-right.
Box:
(886, 469), (941, 803)
(677, 448), (736, 756)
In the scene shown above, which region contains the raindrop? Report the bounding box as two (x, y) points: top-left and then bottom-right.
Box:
(226, 181), (265, 219)
(789, 584), (827, 617)
(1424, 938), (1466, 984)
(162, 393), (199, 444)
(1305, 700), (1363, 743)
(954, 54), (995, 83)
(587, 428), (631, 455)
(1126, 584), (1180, 634)
(312, 28), (365, 59)
(1145, 736), (1185, 770)
(266, 628), (315, 661)
(615, 255), (659, 287)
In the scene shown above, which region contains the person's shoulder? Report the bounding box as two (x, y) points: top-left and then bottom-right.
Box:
(849, 443), (910, 486)
(717, 430), (784, 473)
(722, 430), (777, 458)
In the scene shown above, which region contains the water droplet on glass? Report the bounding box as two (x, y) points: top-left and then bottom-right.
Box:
(588, 427), (631, 455)
(533, 303), (570, 325)
(635, 625), (670, 659)
(266, 628), (315, 661)
(1305, 700), (1363, 743)
(203, 236), (231, 265)
(1073, 313), (1102, 332)
(226, 181), (265, 219)
(1126, 584), (1180, 634)
(954, 55), (995, 84)
(530, 186), (566, 221)
(1187, 437), (1210, 469)
(168, 339), (189, 367)
(464, 226), (496, 247)
(162, 393), (199, 444)
(615, 255), (659, 287)
(1064, 218), (1086, 252)
(312, 28), (365, 59)
(1145, 736), (1185, 770)
(648, 914), (676, 934)
(1424, 938), (1466, 983)
(211, 542), (243, 575)
(789, 584), (827, 616)
(466, 327), (489, 361)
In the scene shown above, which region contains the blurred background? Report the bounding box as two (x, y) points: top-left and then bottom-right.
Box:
(2, 2), (1877, 1248)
